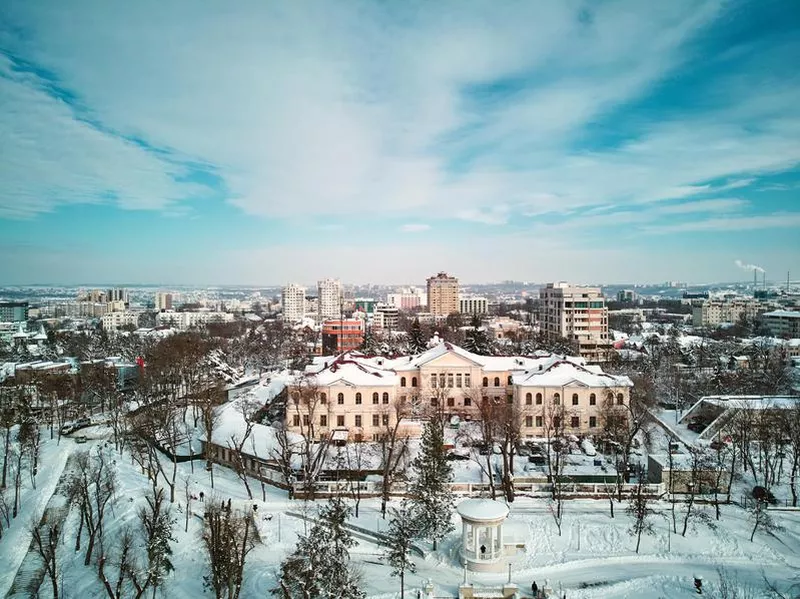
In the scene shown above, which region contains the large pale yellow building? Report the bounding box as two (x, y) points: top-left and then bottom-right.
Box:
(427, 272), (459, 316)
(286, 342), (632, 441)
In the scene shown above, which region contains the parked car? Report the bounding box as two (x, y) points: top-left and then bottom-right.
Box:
(60, 424), (75, 435)
(446, 451), (470, 461)
(75, 436), (88, 444)
(528, 454), (546, 465)
(516, 445), (531, 457)
(477, 444), (490, 456)
(75, 417), (92, 428)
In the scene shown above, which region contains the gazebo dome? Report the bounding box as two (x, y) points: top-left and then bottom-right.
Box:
(457, 499), (509, 522)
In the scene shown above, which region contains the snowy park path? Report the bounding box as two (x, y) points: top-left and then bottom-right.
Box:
(4, 452), (78, 599)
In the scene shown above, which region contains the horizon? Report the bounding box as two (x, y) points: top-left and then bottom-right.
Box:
(2, 1), (799, 284)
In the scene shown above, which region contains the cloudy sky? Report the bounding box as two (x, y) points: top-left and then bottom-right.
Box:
(1, 0), (798, 286)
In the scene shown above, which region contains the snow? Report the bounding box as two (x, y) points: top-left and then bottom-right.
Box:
(456, 499), (510, 522)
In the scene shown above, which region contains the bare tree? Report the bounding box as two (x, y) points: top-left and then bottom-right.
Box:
(30, 513), (60, 599)
(289, 377), (332, 499)
(0, 487), (10, 539)
(69, 448), (118, 565)
(749, 497), (779, 542)
(627, 479), (655, 553)
(344, 439), (370, 518)
(271, 423), (299, 497)
(199, 383), (225, 489)
(202, 498), (255, 599)
(226, 399), (261, 500)
(20, 417), (42, 489)
(680, 447), (715, 537)
(782, 403), (800, 507)
(461, 388), (499, 500)
(378, 397), (411, 518)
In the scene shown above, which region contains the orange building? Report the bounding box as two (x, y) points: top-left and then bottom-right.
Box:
(321, 319), (364, 354)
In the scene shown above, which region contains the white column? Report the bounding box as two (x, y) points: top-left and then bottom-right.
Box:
(472, 524), (479, 559)
(489, 526), (496, 559)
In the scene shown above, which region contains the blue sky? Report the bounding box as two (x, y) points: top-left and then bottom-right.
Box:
(0, 0), (798, 286)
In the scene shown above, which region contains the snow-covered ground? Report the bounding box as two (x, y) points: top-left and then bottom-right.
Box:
(3, 423), (800, 599)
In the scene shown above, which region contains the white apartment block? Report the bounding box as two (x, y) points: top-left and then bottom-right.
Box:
(692, 298), (765, 327)
(101, 311), (141, 331)
(460, 296), (488, 316)
(758, 310), (799, 337)
(317, 278), (342, 321)
(540, 282), (610, 362)
(374, 304), (400, 331)
(387, 287), (426, 311)
(281, 283), (306, 322)
(287, 342), (631, 442)
(155, 311), (234, 330)
(155, 291), (174, 312)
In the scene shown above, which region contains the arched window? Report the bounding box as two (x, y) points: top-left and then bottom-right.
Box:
(337, 393), (344, 405)
(607, 391), (614, 403)
(535, 393), (543, 405)
(572, 393), (579, 406)
(525, 392), (532, 405)
(589, 393), (596, 406)
(617, 393), (624, 405)
(373, 392), (379, 404)
(553, 393), (561, 405)
(493, 377), (500, 387)
(482, 377), (488, 387)
(400, 377), (407, 387)
(319, 393), (326, 404)
(411, 377), (417, 387)
(507, 375), (513, 385)
(382, 392), (389, 404)
(355, 392), (362, 405)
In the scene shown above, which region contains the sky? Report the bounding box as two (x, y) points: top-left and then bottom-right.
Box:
(0, 0), (799, 287)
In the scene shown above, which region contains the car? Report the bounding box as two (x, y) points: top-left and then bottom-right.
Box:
(528, 455), (546, 465)
(581, 439), (597, 456)
(74, 436), (88, 444)
(60, 424), (75, 435)
(75, 417), (92, 428)
(516, 446), (531, 457)
(477, 444), (490, 456)
(446, 451), (470, 461)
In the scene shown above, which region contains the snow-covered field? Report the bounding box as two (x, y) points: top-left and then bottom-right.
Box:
(2, 423), (800, 599)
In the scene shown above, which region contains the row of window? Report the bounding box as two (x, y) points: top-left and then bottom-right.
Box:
(523, 415), (599, 428)
(428, 373), (473, 388)
(292, 413), (390, 428)
(317, 392), (391, 405)
(523, 391), (625, 406)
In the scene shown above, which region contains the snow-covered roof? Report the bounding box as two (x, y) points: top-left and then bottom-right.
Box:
(512, 358), (632, 389)
(763, 310), (800, 319)
(457, 498), (509, 522)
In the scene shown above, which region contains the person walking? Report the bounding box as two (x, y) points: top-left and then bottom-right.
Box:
(531, 580), (539, 597)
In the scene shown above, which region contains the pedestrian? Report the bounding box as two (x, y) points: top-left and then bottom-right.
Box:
(199, 491), (204, 502)
(531, 581), (538, 597)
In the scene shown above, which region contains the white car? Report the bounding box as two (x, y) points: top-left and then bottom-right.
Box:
(581, 439), (597, 456)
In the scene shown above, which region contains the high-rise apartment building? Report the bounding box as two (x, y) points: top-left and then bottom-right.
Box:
(317, 279), (343, 321)
(540, 282), (610, 362)
(692, 298), (765, 327)
(427, 272), (459, 316)
(387, 287), (425, 311)
(107, 288), (129, 305)
(155, 292), (174, 312)
(459, 296), (488, 316)
(0, 302), (29, 322)
(281, 283), (306, 322)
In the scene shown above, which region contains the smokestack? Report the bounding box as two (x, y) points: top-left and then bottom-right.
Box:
(754, 269), (757, 289)
(763, 271), (766, 289)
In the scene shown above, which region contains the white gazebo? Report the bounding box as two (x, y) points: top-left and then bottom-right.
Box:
(457, 499), (510, 572)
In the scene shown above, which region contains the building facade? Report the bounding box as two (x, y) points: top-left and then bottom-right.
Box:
(692, 298), (765, 327)
(427, 272), (459, 316)
(762, 310), (800, 338)
(321, 319), (364, 354)
(540, 283), (610, 362)
(0, 302), (29, 322)
(460, 296), (488, 316)
(287, 342), (631, 441)
(155, 311), (233, 330)
(155, 292), (174, 312)
(281, 283), (306, 322)
(374, 304), (400, 331)
(317, 278), (342, 322)
(387, 288), (425, 311)
(101, 311), (141, 331)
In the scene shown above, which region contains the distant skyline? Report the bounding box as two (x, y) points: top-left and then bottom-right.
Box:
(1, 1), (799, 285)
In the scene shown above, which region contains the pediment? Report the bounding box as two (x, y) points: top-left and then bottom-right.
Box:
(422, 350), (482, 369)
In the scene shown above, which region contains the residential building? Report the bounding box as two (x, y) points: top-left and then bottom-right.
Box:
(155, 311), (233, 330)
(459, 296), (488, 316)
(101, 311), (141, 331)
(281, 283), (306, 322)
(107, 288), (129, 305)
(540, 282), (610, 362)
(155, 291), (174, 312)
(0, 301), (29, 322)
(374, 304), (400, 331)
(321, 319), (364, 354)
(354, 298), (378, 314)
(616, 289), (637, 303)
(287, 341), (632, 441)
(427, 272), (459, 316)
(692, 298), (765, 327)
(761, 310), (800, 338)
(387, 288), (425, 311)
(318, 278), (343, 322)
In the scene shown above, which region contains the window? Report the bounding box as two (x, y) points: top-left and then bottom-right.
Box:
(373, 392), (379, 404)
(571, 416), (579, 428)
(507, 395), (513, 404)
(553, 393), (561, 405)
(572, 393), (579, 406)
(456, 374), (462, 387)
(553, 416), (561, 428)
(589, 416), (597, 428)
(525, 392), (532, 405)
(464, 374), (471, 387)
(292, 414), (300, 427)
(411, 377), (417, 387)
(493, 377), (500, 387)
(355, 415), (362, 427)
(320, 393), (326, 404)
(337, 392), (344, 405)
(525, 416), (533, 427)
(320, 415), (327, 427)
(303, 414), (310, 426)
(447, 397), (455, 407)
(447, 373), (454, 388)
(355, 392), (362, 405)
(464, 397), (471, 407)
(482, 396), (488, 405)
(482, 377), (488, 387)
(607, 391), (614, 403)
(431, 374), (437, 388)
(382, 414), (389, 426)
(431, 398), (438, 406)
(507, 375), (513, 385)
(372, 414), (379, 427)
(535, 416), (543, 427)
(536, 393), (543, 405)
(617, 393), (624, 406)
(400, 395), (407, 403)
(589, 393), (596, 406)
(382, 392), (389, 404)
(439, 374), (446, 388)
(400, 377), (406, 387)
(337, 415), (345, 427)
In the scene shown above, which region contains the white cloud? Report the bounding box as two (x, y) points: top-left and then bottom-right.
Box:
(400, 223), (430, 232)
(643, 212), (800, 234)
